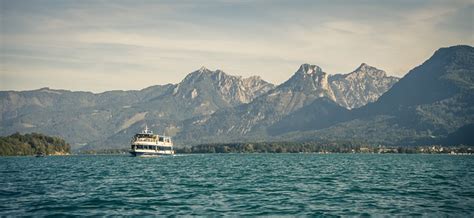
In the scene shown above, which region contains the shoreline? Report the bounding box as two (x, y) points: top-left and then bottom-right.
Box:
(2, 152), (472, 157)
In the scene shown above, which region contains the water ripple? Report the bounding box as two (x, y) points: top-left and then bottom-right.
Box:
(0, 154), (473, 216)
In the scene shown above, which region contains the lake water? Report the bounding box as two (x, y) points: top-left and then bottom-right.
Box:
(1, 154), (473, 216)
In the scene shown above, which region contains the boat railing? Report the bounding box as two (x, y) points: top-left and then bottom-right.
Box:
(132, 137), (172, 144)
(135, 138), (155, 142)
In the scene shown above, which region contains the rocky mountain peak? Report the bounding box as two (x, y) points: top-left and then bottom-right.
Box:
(182, 67), (224, 84)
(173, 67), (274, 110)
(296, 64), (323, 75)
(348, 63), (387, 79)
(183, 67), (272, 88)
(283, 64), (331, 93)
(198, 66), (210, 73)
(329, 64), (399, 109)
(356, 63), (370, 71)
(256, 64), (337, 117)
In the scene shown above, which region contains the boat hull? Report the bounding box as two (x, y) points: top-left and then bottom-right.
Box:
(129, 150), (174, 157)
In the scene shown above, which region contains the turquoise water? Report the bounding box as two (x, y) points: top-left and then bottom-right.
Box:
(1, 154), (473, 216)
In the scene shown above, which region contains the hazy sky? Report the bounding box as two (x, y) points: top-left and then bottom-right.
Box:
(1, 0), (473, 92)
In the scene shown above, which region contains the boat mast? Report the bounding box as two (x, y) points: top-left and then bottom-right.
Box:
(143, 124), (153, 134)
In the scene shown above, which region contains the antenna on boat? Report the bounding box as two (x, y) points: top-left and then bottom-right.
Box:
(142, 123), (152, 134)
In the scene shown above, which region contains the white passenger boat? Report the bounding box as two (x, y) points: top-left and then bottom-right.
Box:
(129, 125), (174, 157)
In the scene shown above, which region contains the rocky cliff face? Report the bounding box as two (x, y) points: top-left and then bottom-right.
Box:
(329, 63), (399, 109)
(169, 67), (274, 116)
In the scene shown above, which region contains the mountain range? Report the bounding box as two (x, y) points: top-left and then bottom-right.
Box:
(1, 45), (472, 149)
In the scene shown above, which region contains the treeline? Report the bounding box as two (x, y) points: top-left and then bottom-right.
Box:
(177, 141), (369, 154)
(77, 148), (129, 155)
(176, 141), (474, 154)
(0, 133), (71, 156)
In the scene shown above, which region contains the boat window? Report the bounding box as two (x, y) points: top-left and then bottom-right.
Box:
(158, 146), (171, 150)
(159, 137), (164, 142)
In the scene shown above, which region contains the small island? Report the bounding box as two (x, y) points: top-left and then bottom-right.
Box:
(0, 133), (71, 156)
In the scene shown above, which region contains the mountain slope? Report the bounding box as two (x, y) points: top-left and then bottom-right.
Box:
(367, 45), (473, 113)
(267, 97), (350, 135)
(0, 85), (174, 122)
(361, 45), (474, 135)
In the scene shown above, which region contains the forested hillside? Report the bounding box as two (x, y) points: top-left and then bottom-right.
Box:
(0, 133), (70, 156)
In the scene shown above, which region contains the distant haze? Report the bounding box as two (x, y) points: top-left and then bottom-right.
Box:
(1, 0), (473, 93)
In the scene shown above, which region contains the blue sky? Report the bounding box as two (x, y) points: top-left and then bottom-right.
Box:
(1, 0), (473, 92)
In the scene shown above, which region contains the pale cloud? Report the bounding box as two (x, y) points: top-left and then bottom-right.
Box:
(0, 0), (473, 92)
